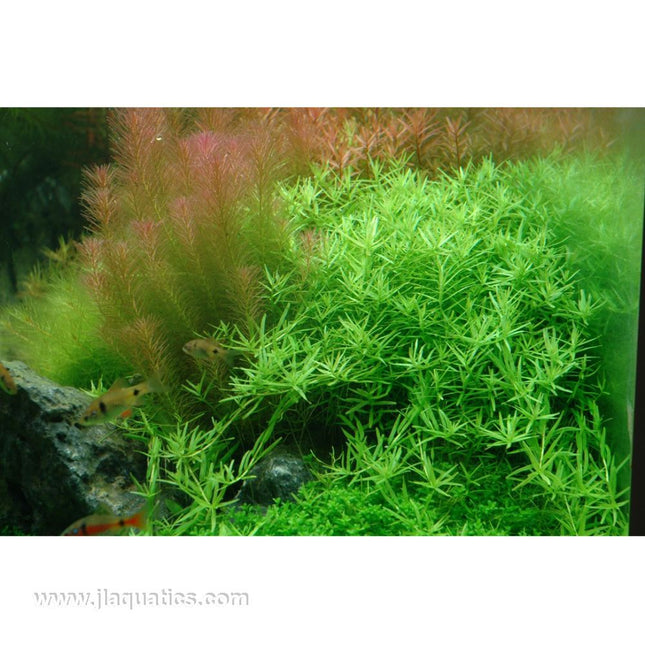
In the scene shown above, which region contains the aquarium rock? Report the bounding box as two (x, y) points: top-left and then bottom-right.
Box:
(236, 449), (313, 508)
(0, 361), (146, 535)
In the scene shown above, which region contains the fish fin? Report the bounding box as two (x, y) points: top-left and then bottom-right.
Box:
(145, 374), (167, 394)
(223, 348), (246, 368)
(221, 349), (242, 368)
(61, 507), (147, 536)
(128, 509), (148, 530)
(119, 408), (133, 419)
(107, 377), (129, 392)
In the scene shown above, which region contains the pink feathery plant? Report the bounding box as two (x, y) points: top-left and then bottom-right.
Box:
(78, 108), (298, 391)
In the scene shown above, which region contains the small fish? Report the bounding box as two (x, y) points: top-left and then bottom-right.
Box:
(61, 509), (147, 536)
(182, 339), (244, 368)
(77, 375), (165, 426)
(0, 361), (18, 395)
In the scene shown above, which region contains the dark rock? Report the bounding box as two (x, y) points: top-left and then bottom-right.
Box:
(0, 361), (146, 535)
(236, 448), (313, 507)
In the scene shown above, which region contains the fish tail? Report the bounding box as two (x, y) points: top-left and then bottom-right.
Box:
(0, 363), (17, 395)
(145, 374), (167, 394)
(222, 349), (244, 368)
(125, 509), (148, 530)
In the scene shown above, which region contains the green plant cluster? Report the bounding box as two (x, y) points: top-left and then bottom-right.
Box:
(507, 153), (643, 484)
(0, 265), (129, 386)
(131, 153), (639, 536)
(202, 156), (630, 535)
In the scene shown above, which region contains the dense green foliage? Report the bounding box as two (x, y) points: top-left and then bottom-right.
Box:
(223, 478), (563, 536)
(135, 152), (639, 536)
(0, 251), (130, 386)
(509, 153), (644, 490)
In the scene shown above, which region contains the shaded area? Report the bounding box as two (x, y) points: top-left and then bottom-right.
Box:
(0, 108), (110, 302)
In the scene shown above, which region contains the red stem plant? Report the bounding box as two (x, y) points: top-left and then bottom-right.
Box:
(77, 109), (299, 393)
(289, 107), (620, 178)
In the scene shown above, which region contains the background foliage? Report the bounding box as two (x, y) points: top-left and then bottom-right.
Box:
(0, 108), (109, 301)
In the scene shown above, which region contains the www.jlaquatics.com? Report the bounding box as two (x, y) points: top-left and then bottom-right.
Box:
(33, 589), (249, 610)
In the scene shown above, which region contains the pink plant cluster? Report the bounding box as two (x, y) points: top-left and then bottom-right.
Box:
(78, 109), (298, 387)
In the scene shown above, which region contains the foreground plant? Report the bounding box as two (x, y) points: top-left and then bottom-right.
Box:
(211, 154), (637, 535)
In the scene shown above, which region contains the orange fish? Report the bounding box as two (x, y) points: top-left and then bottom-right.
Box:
(77, 375), (165, 426)
(0, 361), (17, 395)
(61, 509), (147, 536)
(182, 339), (244, 367)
